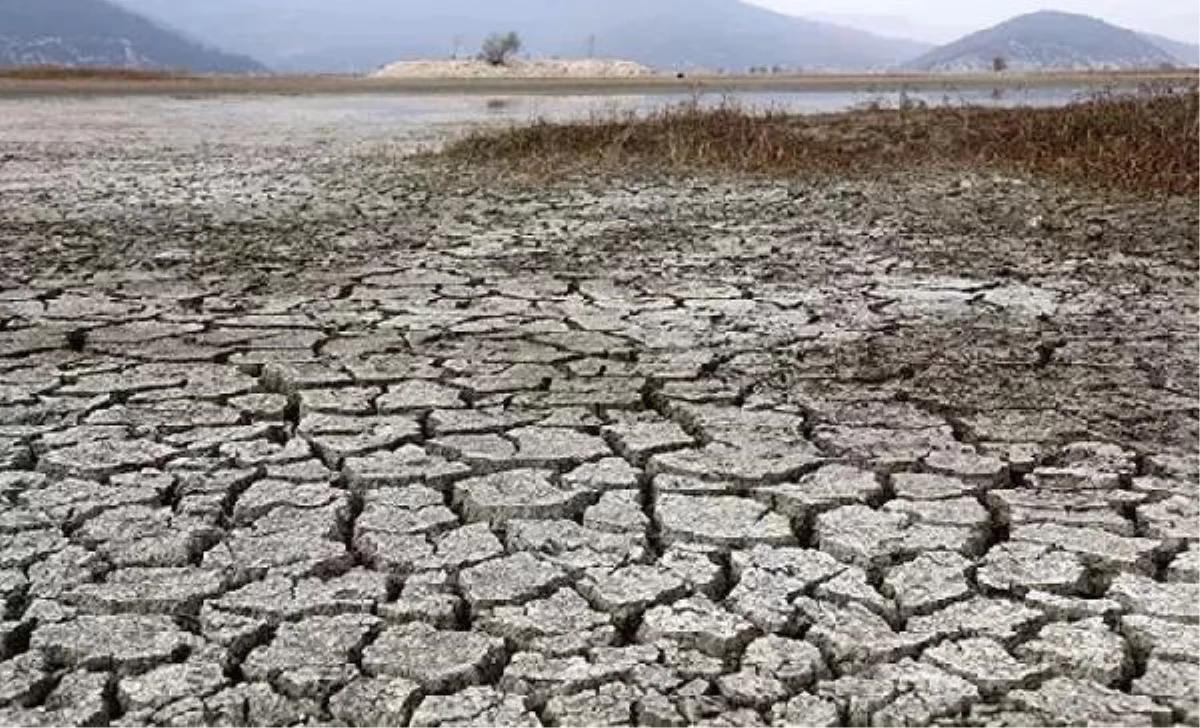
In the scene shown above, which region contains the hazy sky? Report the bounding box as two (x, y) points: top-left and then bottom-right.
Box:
(747, 0), (1200, 43)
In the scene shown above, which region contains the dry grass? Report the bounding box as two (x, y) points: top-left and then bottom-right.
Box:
(441, 87), (1199, 196)
(0, 66), (189, 81)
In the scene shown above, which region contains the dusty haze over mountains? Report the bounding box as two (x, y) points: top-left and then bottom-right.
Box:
(749, 0), (1200, 44)
(113, 0), (929, 71)
(110, 0), (1198, 72)
(3, 0), (1197, 72)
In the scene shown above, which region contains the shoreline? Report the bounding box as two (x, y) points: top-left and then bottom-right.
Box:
(0, 69), (1193, 98)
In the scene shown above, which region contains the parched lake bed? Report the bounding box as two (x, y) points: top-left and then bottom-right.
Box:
(0, 94), (1197, 727)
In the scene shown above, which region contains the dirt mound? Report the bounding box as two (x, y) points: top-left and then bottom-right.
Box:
(371, 58), (654, 79)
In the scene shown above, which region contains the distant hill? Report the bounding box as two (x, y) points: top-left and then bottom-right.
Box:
(1138, 32), (1200, 67)
(0, 0), (266, 72)
(114, 0), (931, 72)
(906, 11), (1179, 71)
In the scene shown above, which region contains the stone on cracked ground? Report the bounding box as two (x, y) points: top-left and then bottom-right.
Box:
(769, 693), (842, 727)
(376, 381), (465, 410)
(477, 587), (618, 656)
(815, 504), (982, 569)
(499, 645), (656, 707)
(542, 682), (644, 727)
(922, 637), (1045, 698)
(242, 613), (380, 700)
(988, 488), (1137, 535)
(656, 494), (796, 550)
(353, 484), (459, 541)
(328, 677), (423, 728)
(815, 658), (981, 726)
(920, 449), (1008, 487)
(1119, 614), (1200, 662)
(649, 442), (821, 486)
(890, 471), (980, 501)
(1107, 573), (1199, 624)
(203, 570), (386, 626)
(505, 426), (613, 468)
(458, 553), (571, 614)
(905, 596), (1044, 643)
(455, 469), (594, 526)
(0, 651), (56, 707)
(379, 572), (464, 629)
(1167, 543), (1199, 583)
(1131, 658), (1200, 724)
(505, 519), (648, 574)
(343, 445), (471, 492)
(63, 566), (226, 616)
(564, 457), (642, 492)
(603, 418), (696, 465)
(37, 439), (177, 480)
(812, 567), (895, 622)
(583, 490), (650, 535)
(362, 621), (507, 692)
(753, 464), (883, 525)
(31, 614), (199, 675)
(409, 686), (541, 727)
(798, 599), (928, 671)
(1009, 523), (1162, 575)
(358, 522), (503, 575)
(975, 541), (1089, 596)
(116, 660), (228, 714)
(0, 669), (112, 726)
(579, 564), (689, 623)
(882, 551), (973, 618)
(638, 597), (758, 659)
(740, 634), (826, 691)
(1015, 618), (1132, 686)
(1003, 677), (1172, 726)
(232, 480), (346, 526)
(726, 546), (844, 634)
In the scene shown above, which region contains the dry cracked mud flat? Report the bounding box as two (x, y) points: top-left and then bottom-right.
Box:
(0, 97), (1197, 727)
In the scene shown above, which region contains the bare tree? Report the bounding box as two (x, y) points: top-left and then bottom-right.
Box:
(480, 32), (522, 66)
(992, 55), (1008, 72)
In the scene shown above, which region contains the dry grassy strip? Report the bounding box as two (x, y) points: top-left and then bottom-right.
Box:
(441, 89), (1199, 196)
(0, 65), (192, 81)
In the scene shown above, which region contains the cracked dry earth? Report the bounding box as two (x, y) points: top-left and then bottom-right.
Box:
(0, 97), (1198, 728)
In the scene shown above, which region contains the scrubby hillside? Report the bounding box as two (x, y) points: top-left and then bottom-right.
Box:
(1139, 31), (1200, 67)
(907, 11), (1177, 71)
(0, 0), (265, 72)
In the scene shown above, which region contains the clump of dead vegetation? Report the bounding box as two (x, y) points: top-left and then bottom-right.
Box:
(0, 66), (187, 81)
(440, 86), (1199, 196)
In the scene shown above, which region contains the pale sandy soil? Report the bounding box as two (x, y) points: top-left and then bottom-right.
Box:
(373, 58), (655, 79)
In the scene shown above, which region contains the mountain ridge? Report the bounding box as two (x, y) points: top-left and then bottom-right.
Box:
(1137, 31), (1200, 66)
(906, 11), (1181, 71)
(0, 0), (265, 72)
(9, 2), (1195, 75)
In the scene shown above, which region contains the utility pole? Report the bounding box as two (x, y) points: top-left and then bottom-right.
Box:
(452, 34), (462, 60)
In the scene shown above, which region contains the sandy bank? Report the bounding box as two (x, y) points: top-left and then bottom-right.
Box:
(372, 58), (655, 79)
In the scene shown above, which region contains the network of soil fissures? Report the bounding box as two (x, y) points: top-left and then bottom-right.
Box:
(0, 111), (1196, 727)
